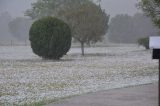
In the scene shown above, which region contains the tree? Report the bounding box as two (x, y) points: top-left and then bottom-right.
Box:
(108, 13), (159, 43)
(29, 17), (72, 60)
(108, 14), (133, 43)
(0, 12), (13, 41)
(139, 0), (160, 28)
(58, 2), (109, 55)
(8, 17), (32, 41)
(25, 0), (109, 55)
(25, 0), (93, 19)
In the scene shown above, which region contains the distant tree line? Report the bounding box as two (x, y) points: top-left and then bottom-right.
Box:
(108, 13), (159, 43)
(0, 12), (12, 41)
(0, 0), (159, 49)
(8, 17), (32, 41)
(0, 12), (32, 43)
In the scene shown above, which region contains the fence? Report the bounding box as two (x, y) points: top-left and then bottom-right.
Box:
(0, 40), (30, 46)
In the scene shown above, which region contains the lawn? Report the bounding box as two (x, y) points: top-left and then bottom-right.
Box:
(0, 44), (158, 105)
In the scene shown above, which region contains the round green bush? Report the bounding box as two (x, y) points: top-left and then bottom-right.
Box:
(29, 17), (72, 59)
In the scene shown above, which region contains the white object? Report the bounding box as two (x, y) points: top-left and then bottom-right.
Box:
(149, 36), (160, 49)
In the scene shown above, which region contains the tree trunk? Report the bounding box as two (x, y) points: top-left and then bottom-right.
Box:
(81, 42), (84, 56)
(87, 41), (91, 47)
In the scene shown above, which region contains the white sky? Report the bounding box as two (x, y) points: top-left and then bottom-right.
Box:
(0, 0), (141, 18)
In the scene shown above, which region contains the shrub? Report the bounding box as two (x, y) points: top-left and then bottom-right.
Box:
(137, 37), (149, 49)
(29, 17), (72, 59)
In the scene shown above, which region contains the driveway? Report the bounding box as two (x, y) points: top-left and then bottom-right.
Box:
(46, 83), (158, 106)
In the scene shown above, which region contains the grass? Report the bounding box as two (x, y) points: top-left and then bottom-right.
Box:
(20, 94), (81, 106)
(0, 45), (158, 105)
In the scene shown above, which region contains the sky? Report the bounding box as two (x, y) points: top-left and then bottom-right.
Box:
(0, 0), (35, 17)
(0, 0), (141, 18)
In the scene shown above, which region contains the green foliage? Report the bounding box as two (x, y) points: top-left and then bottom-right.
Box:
(29, 17), (72, 59)
(25, 0), (93, 19)
(26, 0), (109, 55)
(60, 2), (109, 43)
(58, 1), (109, 55)
(139, 0), (160, 28)
(138, 37), (149, 49)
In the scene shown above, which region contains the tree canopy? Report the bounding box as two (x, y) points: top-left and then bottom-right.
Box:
(26, 0), (109, 55)
(8, 17), (32, 41)
(108, 13), (159, 43)
(25, 0), (94, 19)
(0, 12), (13, 42)
(139, 0), (160, 28)
(58, 2), (109, 55)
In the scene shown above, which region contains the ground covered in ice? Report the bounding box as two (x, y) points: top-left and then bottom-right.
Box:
(0, 44), (158, 105)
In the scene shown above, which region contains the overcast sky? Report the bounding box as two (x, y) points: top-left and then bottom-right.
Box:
(0, 0), (141, 18)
